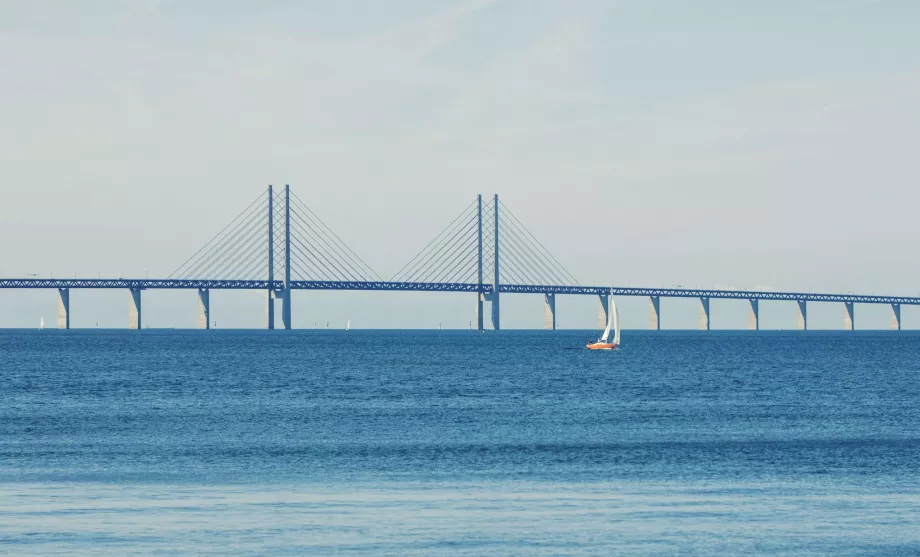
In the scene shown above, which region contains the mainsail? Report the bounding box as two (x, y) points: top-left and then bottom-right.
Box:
(600, 293), (614, 342)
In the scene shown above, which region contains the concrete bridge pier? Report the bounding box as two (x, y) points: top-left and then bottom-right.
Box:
(281, 288), (292, 330)
(475, 293), (484, 331)
(266, 291), (275, 330)
(597, 293), (609, 329)
(543, 293), (556, 330)
(649, 296), (660, 330)
(796, 300), (807, 330)
(699, 297), (710, 330)
(481, 292), (499, 330)
(747, 298), (759, 330)
(57, 288), (70, 329)
(490, 293), (500, 330)
(129, 288), (142, 330)
(197, 288), (210, 329)
(843, 302), (855, 331)
(891, 303), (901, 330)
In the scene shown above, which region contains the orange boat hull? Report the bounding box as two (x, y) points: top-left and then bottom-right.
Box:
(586, 342), (617, 350)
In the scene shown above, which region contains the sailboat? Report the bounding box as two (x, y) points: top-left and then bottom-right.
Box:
(39, 316), (44, 331)
(586, 291), (620, 350)
(346, 320), (350, 331)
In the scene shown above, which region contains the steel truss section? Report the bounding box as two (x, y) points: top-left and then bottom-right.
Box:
(0, 279), (273, 290)
(290, 281), (482, 292)
(3, 279), (920, 305)
(497, 284), (920, 305)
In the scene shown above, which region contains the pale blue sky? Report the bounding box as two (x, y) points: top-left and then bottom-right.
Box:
(1, 0), (919, 329)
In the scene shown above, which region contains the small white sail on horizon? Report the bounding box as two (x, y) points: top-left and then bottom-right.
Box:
(40, 316), (44, 331)
(597, 290), (620, 346)
(346, 320), (350, 331)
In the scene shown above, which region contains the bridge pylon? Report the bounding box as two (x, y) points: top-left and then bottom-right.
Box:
(491, 194), (500, 331)
(388, 192), (577, 330)
(267, 184), (275, 330)
(170, 184), (377, 329)
(476, 194), (484, 331)
(281, 184), (293, 330)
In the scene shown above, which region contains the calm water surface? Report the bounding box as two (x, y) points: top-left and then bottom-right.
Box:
(2, 330), (919, 555)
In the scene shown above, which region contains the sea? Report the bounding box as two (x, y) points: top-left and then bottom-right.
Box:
(2, 329), (919, 556)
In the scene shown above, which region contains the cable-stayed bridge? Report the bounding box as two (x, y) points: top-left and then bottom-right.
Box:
(2, 185), (918, 330)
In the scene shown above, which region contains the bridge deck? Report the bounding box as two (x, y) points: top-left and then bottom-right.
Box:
(1, 279), (918, 305)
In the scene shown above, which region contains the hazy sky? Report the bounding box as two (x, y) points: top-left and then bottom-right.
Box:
(1, 0), (919, 329)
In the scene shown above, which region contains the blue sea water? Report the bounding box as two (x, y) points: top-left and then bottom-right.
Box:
(1, 329), (919, 556)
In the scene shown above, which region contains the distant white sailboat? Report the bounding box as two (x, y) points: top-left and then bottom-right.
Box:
(346, 320), (350, 331)
(40, 316), (44, 331)
(587, 289), (619, 350)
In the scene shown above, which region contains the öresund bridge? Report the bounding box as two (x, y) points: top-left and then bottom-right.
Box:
(2, 185), (917, 330)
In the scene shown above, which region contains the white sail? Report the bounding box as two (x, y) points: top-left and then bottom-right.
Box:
(346, 320), (350, 331)
(40, 316), (44, 330)
(612, 298), (620, 346)
(599, 296), (614, 342)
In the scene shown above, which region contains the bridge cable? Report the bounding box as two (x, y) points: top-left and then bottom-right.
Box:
(289, 228), (352, 282)
(288, 206), (375, 281)
(177, 207), (266, 278)
(499, 222), (566, 285)
(398, 209), (477, 283)
(292, 195), (380, 280)
(178, 210), (267, 280)
(288, 213), (367, 282)
(175, 195), (266, 279)
(288, 235), (341, 282)
(288, 218), (359, 282)
(392, 208), (476, 283)
(412, 215), (477, 282)
(220, 232), (269, 280)
(389, 200), (477, 281)
(409, 214), (478, 283)
(290, 193), (381, 280)
(497, 225), (556, 284)
(498, 200), (579, 285)
(169, 190), (267, 279)
(211, 217), (271, 278)
(498, 212), (569, 285)
(290, 210), (374, 281)
(426, 233), (479, 285)
(288, 207), (370, 281)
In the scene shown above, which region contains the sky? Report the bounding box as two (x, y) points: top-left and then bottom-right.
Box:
(1, 0), (919, 329)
